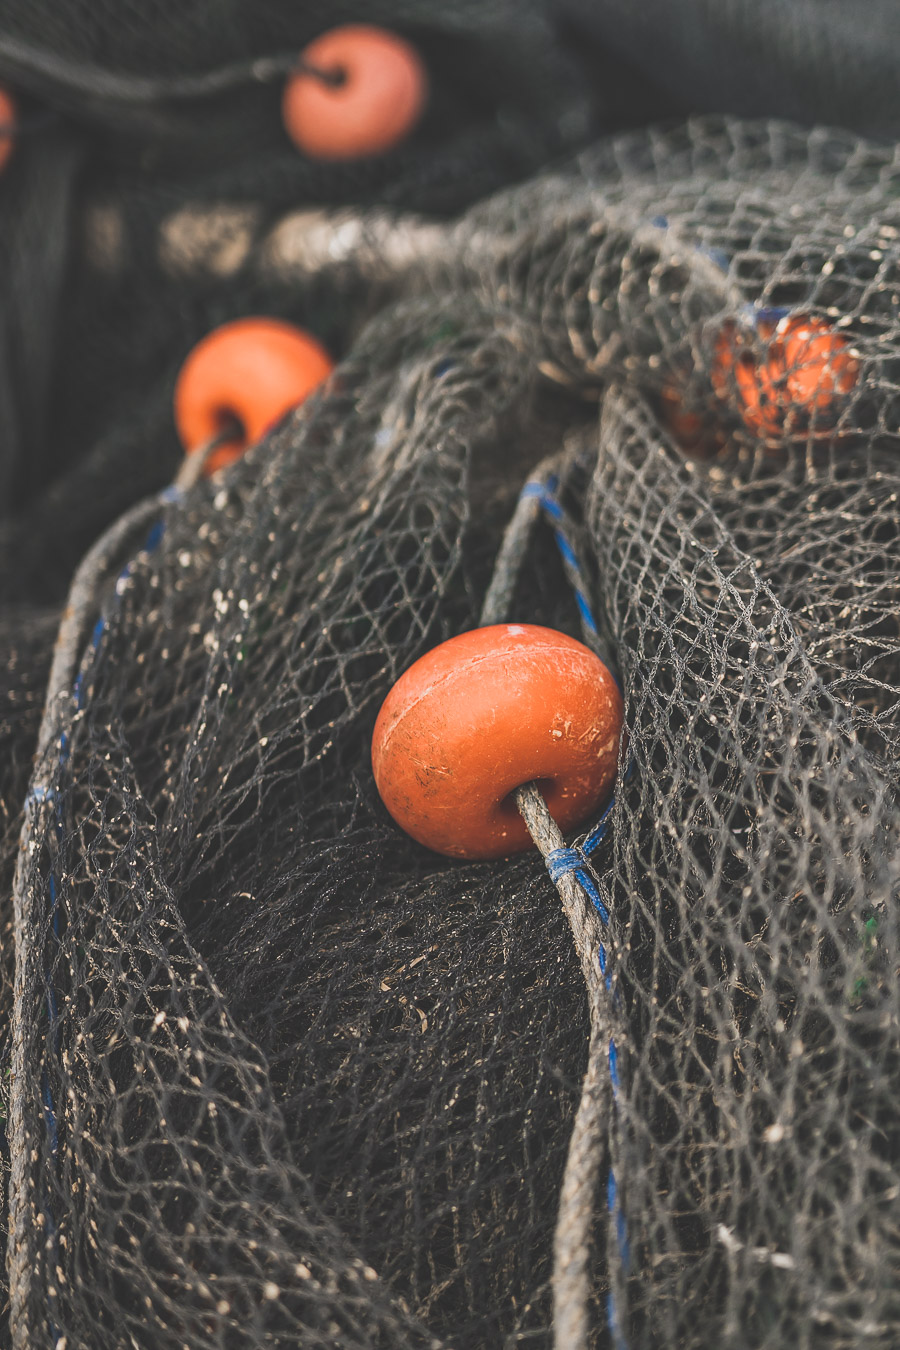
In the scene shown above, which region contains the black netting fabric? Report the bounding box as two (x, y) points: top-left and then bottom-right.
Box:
(2, 6), (900, 1350)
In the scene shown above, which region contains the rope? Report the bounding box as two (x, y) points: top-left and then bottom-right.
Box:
(480, 459), (630, 1350)
(7, 433), (224, 1347)
(514, 784), (627, 1350)
(519, 476), (620, 681)
(0, 36), (323, 106)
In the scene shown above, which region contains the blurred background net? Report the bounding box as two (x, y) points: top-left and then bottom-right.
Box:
(1, 3), (900, 1348)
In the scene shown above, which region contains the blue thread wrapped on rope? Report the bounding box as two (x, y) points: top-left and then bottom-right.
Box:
(547, 846), (611, 925)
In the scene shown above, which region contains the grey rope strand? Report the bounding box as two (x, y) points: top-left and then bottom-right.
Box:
(7, 488), (166, 1345)
(480, 450), (615, 1350)
(0, 36), (340, 105)
(479, 451), (561, 625)
(514, 784), (612, 1350)
(7, 435), (223, 1346)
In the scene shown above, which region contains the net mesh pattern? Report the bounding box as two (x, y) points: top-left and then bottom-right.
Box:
(2, 38), (900, 1350)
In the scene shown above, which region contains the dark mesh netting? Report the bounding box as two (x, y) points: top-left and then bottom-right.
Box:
(2, 6), (900, 1350)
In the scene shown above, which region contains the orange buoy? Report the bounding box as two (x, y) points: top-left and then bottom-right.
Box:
(282, 25), (427, 161)
(710, 321), (781, 441)
(659, 383), (721, 459)
(372, 624), (624, 860)
(777, 314), (859, 413)
(174, 317), (333, 475)
(710, 313), (859, 444)
(0, 88), (16, 173)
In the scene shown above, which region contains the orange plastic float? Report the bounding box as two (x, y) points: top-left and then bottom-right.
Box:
(710, 324), (782, 441)
(372, 623), (624, 860)
(174, 317), (333, 474)
(778, 314), (859, 412)
(0, 88), (16, 173)
(659, 382), (724, 459)
(282, 25), (427, 161)
(711, 312), (859, 443)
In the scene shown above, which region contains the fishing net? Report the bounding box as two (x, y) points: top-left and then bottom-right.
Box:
(2, 6), (900, 1350)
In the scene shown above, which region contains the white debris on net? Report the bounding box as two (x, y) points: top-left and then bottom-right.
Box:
(716, 1224), (796, 1270)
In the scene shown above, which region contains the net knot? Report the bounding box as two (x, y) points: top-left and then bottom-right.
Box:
(546, 845), (586, 883)
(546, 846), (610, 925)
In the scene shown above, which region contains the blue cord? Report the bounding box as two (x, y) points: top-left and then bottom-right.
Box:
(521, 478), (606, 650)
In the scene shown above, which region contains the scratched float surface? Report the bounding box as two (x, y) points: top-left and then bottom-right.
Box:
(2, 101), (900, 1350)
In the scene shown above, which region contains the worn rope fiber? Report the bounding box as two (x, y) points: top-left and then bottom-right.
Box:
(480, 457), (628, 1350)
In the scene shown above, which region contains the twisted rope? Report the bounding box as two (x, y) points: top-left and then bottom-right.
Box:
(7, 435), (222, 1347)
(481, 454), (629, 1350)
